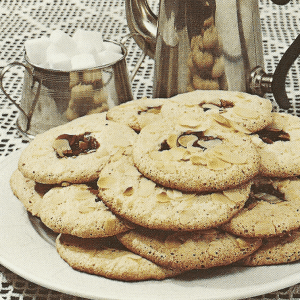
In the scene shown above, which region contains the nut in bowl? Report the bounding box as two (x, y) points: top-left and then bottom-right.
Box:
(0, 30), (143, 137)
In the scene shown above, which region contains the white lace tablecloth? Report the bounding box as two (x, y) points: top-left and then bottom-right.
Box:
(1, 0), (300, 299)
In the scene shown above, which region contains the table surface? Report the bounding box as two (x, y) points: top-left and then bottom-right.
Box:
(1, 0), (300, 299)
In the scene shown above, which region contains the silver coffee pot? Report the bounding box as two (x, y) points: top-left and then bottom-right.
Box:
(126, 0), (299, 109)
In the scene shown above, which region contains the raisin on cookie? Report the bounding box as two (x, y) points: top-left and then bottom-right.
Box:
(18, 113), (137, 184)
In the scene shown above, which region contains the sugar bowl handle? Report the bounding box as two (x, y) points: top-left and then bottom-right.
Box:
(0, 61), (42, 132)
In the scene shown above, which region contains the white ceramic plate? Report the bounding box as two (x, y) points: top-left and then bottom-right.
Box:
(1, 151), (300, 300)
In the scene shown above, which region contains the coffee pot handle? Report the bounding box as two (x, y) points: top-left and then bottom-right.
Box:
(271, 0), (291, 5)
(271, 34), (300, 109)
(250, 0), (298, 110)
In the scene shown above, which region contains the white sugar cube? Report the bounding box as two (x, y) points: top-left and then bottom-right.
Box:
(48, 53), (72, 71)
(73, 29), (105, 53)
(98, 50), (123, 66)
(103, 41), (122, 54)
(24, 37), (51, 65)
(46, 44), (72, 70)
(50, 29), (78, 57)
(71, 53), (97, 70)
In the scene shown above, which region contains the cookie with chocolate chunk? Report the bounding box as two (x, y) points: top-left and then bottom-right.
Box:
(106, 97), (165, 132)
(241, 229), (300, 266)
(18, 113), (137, 184)
(132, 118), (260, 192)
(222, 177), (300, 238)
(251, 112), (300, 177)
(10, 169), (53, 217)
(56, 234), (182, 281)
(161, 90), (273, 133)
(117, 228), (262, 271)
(98, 154), (251, 231)
(39, 184), (133, 238)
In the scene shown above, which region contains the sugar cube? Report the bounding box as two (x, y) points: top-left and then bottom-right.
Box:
(46, 44), (72, 70)
(71, 53), (97, 70)
(50, 29), (78, 57)
(24, 37), (51, 65)
(73, 29), (105, 53)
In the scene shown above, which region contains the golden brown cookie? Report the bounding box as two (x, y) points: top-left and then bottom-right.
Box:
(241, 230), (300, 266)
(106, 97), (165, 132)
(132, 119), (260, 192)
(117, 228), (262, 271)
(98, 154), (252, 231)
(222, 177), (300, 238)
(39, 184), (133, 238)
(56, 234), (182, 281)
(161, 90), (273, 133)
(251, 112), (300, 177)
(10, 169), (53, 217)
(18, 113), (137, 184)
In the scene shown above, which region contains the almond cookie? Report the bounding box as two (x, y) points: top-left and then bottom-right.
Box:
(251, 112), (300, 177)
(106, 97), (165, 132)
(132, 119), (260, 192)
(39, 184), (132, 238)
(241, 230), (300, 266)
(10, 169), (53, 217)
(56, 234), (182, 281)
(117, 228), (262, 271)
(222, 177), (300, 238)
(18, 113), (137, 184)
(98, 154), (251, 231)
(161, 90), (273, 133)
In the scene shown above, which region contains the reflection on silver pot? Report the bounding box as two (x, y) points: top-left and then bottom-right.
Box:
(126, 0), (298, 109)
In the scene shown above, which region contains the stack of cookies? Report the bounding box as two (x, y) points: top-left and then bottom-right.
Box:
(10, 90), (300, 281)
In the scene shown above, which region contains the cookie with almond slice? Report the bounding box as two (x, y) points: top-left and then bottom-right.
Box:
(241, 229), (300, 266)
(18, 113), (137, 184)
(251, 112), (300, 177)
(117, 228), (262, 271)
(161, 90), (273, 133)
(106, 97), (166, 132)
(56, 234), (182, 281)
(132, 119), (260, 192)
(39, 184), (133, 238)
(222, 177), (300, 238)
(98, 154), (251, 231)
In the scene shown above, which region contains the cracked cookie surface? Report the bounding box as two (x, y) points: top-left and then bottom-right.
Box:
(98, 154), (251, 231)
(10, 169), (52, 217)
(106, 97), (166, 132)
(39, 184), (133, 238)
(161, 90), (273, 133)
(222, 177), (300, 238)
(18, 113), (137, 184)
(132, 119), (260, 192)
(251, 112), (300, 177)
(56, 234), (182, 281)
(241, 229), (300, 266)
(117, 228), (262, 271)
